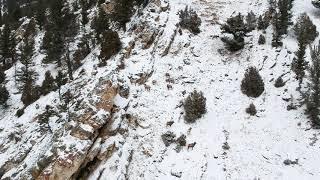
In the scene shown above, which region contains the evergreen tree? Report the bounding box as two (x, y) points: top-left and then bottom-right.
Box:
(293, 13), (318, 45)
(73, 34), (91, 70)
(5, 0), (22, 22)
(292, 13), (318, 85)
(268, 0), (277, 15)
(99, 30), (122, 66)
(257, 14), (270, 30)
(0, 67), (5, 84)
(42, 27), (64, 66)
(35, 0), (47, 30)
(0, 23), (16, 68)
(277, 0), (293, 35)
(109, 0), (144, 30)
(56, 70), (68, 98)
(41, 71), (57, 95)
(306, 43), (320, 126)
(80, 0), (89, 25)
(0, 1), (2, 26)
(65, 47), (73, 80)
(0, 85), (9, 106)
(292, 39), (307, 84)
(17, 24), (39, 106)
(241, 67), (265, 98)
(246, 11), (257, 31)
(184, 90), (207, 123)
(221, 13), (250, 51)
(91, 6), (110, 41)
(43, 0), (78, 66)
(258, 34), (266, 45)
(17, 37), (37, 90)
(178, 6), (202, 35)
(272, 12), (283, 47)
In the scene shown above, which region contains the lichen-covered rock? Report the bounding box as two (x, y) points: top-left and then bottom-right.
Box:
(70, 124), (95, 140)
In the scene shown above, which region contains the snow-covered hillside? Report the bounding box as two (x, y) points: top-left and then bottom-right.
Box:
(1, 0), (320, 179)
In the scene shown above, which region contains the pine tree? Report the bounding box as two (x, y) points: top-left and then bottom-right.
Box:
(306, 43), (320, 126)
(257, 14), (269, 30)
(43, 0), (78, 66)
(0, 67), (5, 84)
(277, 0), (293, 35)
(268, 0), (277, 16)
(41, 71), (57, 95)
(35, 0), (47, 30)
(241, 67), (265, 98)
(56, 71), (68, 98)
(221, 13), (250, 51)
(73, 34), (91, 70)
(246, 11), (257, 31)
(0, 1), (3, 26)
(17, 38), (37, 89)
(272, 12), (283, 47)
(17, 24), (39, 106)
(258, 34), (266, 45)
(184, 90), (207, 123)
(292, 39), (307, 84)
(0, 85), (9, 106)
(91, 6), (110, 41)
(292, 13), (318, 85)
(99, 30), (122, 66)
(109, 0), (144, 30)
(80, 0), (89, 25)
(65, 47), (73, 80)
(42, 27), (64, 66)
(0, 23), (16, 68)
(6, 0), (22, 22)
(178, 6), (202, 35)
(293, 13), (318, 45)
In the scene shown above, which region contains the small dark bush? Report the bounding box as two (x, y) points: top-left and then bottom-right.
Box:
(246, 103), (257, 116)
(274, 76), (286, 88)
(313, 0), (320, 8)
(258, 34), (266, 45)
(176, 134), (187, 146)
(222, 142), (230, 150)
(16, 108), (25, 117)
(241, 67), (265, 98)
(178, 6), (202, 35)
(161, 131), (176, 147)
(38, 105), (56, 124)
(184, 90), (207, 123)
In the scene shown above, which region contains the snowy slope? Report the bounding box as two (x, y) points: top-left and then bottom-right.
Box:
(89, 0), (320, 179)
(0, 0), (320, 180)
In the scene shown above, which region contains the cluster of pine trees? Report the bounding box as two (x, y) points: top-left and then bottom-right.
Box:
(219, 0), (320, 126)
(0, 0), (146, 109)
